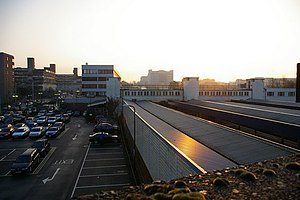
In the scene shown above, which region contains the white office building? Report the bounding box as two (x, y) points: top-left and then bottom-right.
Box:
(81, 64), (121, 98)
(139, 69), (173, 85)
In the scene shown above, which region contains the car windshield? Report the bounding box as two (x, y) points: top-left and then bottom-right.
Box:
(48, 127), (58, 131)
(16, 155), (31, 163)
(31, 128), (41, 132)
(32, 142), (44, 148)
(17, 127), (26, 132)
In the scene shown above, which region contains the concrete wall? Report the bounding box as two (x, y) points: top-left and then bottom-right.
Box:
(123, 102), (202, 181)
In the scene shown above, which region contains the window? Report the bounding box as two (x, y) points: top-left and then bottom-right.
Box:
(82, 77), (97, 81)
(288, 92), (295, 96)
(98, 69), (113, 74)
(267, 92), (274, 96)
(98, 77), (107, 81)
(278, 92), (285, 96)
(82, 84), (97, 88)
(98, 84), (106, 88)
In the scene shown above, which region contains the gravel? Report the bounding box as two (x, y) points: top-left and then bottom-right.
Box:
(73, 154), (300, 200)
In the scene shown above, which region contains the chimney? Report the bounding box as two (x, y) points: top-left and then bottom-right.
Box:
(27, 57), (35, 74)
(296, 63), (300, 103)
(73, 67), (78, 77)
(50, 64), (56, 73)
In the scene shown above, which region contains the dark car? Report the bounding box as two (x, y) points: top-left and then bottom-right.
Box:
(62, 114), (70, 123)
(89, 132), (120, 144)
(45, 127), (60, 138)
(52, 122), (65, 132)
(0, 124), (15, 139)
(93, 123), (119, 134)
(31, 139), (50, 157)
(10, 148), (40, 174)
(14, 123), (26, 129)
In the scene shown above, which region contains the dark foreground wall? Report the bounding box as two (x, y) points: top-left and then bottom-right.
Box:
(297, 63), (300, 103)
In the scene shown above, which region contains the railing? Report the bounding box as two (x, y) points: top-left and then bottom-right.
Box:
(123, 102), (204, 181)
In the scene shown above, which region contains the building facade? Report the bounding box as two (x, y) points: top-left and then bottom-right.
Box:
(139, 69), (173, 85)
(14, 57), (56, 99)
(56, 67), (82, 92)
(0, 52), (15, 108)
(81, 64), (121, 98)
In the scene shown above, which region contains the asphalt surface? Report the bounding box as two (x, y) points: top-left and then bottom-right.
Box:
(0, 117), (134, 200)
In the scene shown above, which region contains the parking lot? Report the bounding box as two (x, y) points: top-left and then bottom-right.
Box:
(72, 142), (135, 197)
(0, 116), (135, 200)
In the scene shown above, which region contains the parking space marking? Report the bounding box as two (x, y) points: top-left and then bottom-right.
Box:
(75, 183), (130, 189)
(85, 158), (125, 162)
(88, 152), (123, 156)
(79, 173), (128, 178)
(0, 149), (16, 161)
(71, 143), (90, 198)
(57, 128), (70, 139)
(83, 165), (126, 170)
(33, 147), (56, 174)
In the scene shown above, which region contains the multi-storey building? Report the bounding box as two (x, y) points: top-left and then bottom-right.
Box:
(14, 57), (56, 98)
(81, 64), (121, 98)
(139, 69), (173, 85)
(0, 52), (15, 108)
(56, 68), (82, 92)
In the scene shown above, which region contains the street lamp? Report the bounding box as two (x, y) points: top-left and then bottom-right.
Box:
(38, 92), (43, 103)
(127, 104), (136, 170)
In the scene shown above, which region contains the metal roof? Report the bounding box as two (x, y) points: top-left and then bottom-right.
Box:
(136, 101), (295, 165)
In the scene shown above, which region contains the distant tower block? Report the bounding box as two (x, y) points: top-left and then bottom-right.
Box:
(296, 63), (300, 103)
(183, 77), (199, 101)
(73, 67), (78, 77)
(50, 64), (56, 73)
(27, 57), (35, 74)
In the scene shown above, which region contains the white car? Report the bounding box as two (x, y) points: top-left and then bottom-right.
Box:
(37, 116), (48, 124)
(12, 126), (30, 139)
(29, 126), (46, 138)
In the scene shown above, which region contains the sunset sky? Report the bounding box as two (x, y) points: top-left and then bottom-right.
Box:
(1, 0), (300, 82)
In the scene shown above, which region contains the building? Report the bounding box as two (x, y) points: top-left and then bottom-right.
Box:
(56, 67), (82, 92)
(81, 64), (121, 98)
(0, 52), (15, 108)
(14, 57), (56, 99)
(139, 69), (173, 85)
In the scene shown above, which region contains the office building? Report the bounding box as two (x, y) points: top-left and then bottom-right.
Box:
(81, 64), (121, 98)
(56, 67), (82, 92)
(14, 58), (56, 98)
(139, 69), (173, 85)
(0, 52), (15, 108)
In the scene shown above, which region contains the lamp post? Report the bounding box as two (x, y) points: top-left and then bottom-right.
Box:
(128, 104), (136, 170)
(38, 92), (43, 103)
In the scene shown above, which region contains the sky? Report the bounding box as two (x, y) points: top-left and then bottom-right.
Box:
(1, 0), (300, 83)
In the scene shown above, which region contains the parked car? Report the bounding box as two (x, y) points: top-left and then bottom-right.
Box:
(89, 132), (120, 144)
(62, 114), (70, 123)
(14, 123), (26, 129)
(0, 124), (15, 139)
(31, 139), (50, 157)
(10, 148), (40, 174)
(27, 122), (38, 130)
(45, 127), (60, 138)
(52, 122), (65, 132)
(47, 117), (57, 124)
(73, 111), (81, 117)
(12, 126), (30, 139)
(93, 122), (119, 134)
(29, 126), (46, 139)
(37, 116), (48, 125)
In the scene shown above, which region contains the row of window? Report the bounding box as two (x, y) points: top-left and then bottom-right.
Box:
(200, 91), (250, 97)
(123, 91), (181, 96)
(82, 77), (108, 81)
(82, 69), (113, 74)
(82, 84), (106, 89)
(267, 92), (295, 97)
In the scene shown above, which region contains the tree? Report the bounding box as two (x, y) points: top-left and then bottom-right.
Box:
(106, 97), (120, 120)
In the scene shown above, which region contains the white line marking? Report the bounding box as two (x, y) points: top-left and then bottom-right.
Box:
(42, 168), (60, 184)
(75, 183), (130, 189)
(87, 152), (123, 156)
(85, 158), (125, 162)
(79, 173), (128, 178)
(71, 143), (90, 198)
(83, 165), (126, 170)
(0, 149), (16, 161)
(57, 127), (70, 139)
